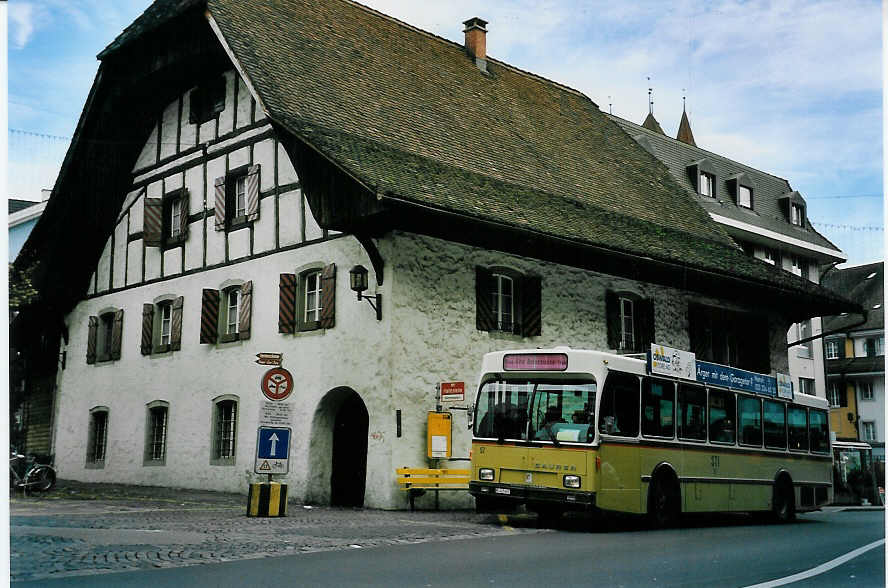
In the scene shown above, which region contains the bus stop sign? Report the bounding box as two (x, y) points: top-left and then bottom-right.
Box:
(255, 426), (291, 474)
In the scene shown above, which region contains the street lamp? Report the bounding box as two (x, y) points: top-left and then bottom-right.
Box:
(349, 265), (381, 321)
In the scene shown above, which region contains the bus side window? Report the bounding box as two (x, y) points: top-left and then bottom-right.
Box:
(598, 372), (640, 437)
(642, 378), (674, 438)
(809, 409), (830, 453)
(678, 383), (707, 441)
(738, 396), (762, 447)
(788, 407), (808, 451)
(708, 389), (735, 444)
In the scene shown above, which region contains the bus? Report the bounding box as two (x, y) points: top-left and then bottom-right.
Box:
(469, 347), (833, 525)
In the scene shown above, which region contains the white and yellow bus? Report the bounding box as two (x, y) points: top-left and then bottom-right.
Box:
(469, 347), (832, 525)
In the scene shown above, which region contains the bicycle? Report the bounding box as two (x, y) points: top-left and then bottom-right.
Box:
(9, 450), (56, 494)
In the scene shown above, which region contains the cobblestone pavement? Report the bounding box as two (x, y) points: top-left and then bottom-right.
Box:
(10, 481), (543, 582)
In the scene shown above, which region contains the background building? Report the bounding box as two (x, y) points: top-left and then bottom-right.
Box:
(610, 109), (846, 402)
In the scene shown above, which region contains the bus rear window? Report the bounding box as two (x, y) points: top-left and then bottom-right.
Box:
(809, 409), (829, 453)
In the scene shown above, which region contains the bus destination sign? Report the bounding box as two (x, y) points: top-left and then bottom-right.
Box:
(503, 353), (568, 371)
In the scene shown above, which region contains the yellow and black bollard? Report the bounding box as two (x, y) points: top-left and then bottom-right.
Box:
(247, 481), (288, 517)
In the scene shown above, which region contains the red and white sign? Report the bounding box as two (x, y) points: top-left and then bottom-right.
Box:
(261, 368), (294, 401)
(440, 381), (465, 402)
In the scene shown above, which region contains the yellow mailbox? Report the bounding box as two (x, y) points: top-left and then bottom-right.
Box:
(427, 412), (452, 459)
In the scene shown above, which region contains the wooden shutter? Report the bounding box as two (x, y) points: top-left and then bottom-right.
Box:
(319, 263), (336, 329)
(520, 275), (542, 337)
(635, 298), (655, 353)
(605, 291), (620, 349)
(475, 267), (495, 332)
(141, 303), (154, 355)
(200, 289), (220, 344)
(170, 296), (184, 351)
(86, 316), (98, 364)
(238, 281), (253, 339)
(111, 309), (124, 360)
(179, 190), (190, 239)
(245, 164), (260, 222)
(214, 176), (226, 231)
(143, 198), (163, 246)
(279, 273), (297, 334)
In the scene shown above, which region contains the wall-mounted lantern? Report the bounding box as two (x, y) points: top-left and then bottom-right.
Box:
(349, 265), (381, 321)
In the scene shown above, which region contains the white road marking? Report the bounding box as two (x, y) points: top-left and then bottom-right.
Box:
(743, 538), (885, 588)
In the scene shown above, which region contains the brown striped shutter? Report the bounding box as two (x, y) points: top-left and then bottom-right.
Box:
(214, 176), (226, 231)
(141, 304), (154, 355)
(238, 281), (253, 340)
(245, 164), (260, 222)
(143, 198), (163, 246)
(86, 316), (98, 364)
(200, 289), (220, 344)
(170, 296), (184, 351)
(111, 309), (124, 360)
(636, 298), (655, 353)
(179, 190), (190, 239)
(605, 291), (620, 349)
(319, 263), (336, 329)
(279, 273), (297, 334)
(475, 267), (495, 332)
(520, 276), (542, 337)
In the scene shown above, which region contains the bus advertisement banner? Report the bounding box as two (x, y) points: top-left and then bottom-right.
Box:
(695, 360), (777, 397)
(649, 344), (696, 380)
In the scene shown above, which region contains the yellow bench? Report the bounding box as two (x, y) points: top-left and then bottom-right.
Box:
(396, 467), (471, 511)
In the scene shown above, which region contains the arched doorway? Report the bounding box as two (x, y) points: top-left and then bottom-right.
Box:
(306, 387), (369, 507)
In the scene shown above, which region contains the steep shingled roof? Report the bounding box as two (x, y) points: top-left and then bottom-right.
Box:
(206, 0), (848, 299)
(610, 113), (844, 257)
(822, 262), (884, 332)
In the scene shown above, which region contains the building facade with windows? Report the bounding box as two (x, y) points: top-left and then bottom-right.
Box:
(822, 262), (885, 461)
(15, 0), (857, 509)
(609, 111), (847, 402)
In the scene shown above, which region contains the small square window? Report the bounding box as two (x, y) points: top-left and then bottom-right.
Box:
(699, 172), (715, 197)
(738, 185), (752, 208)
(826, 340), (841, 360)
(862, 421), (877, 441)
(189, 76), (226, 124)
(859, 382), (874, 401)
(799, 377), (815, 396)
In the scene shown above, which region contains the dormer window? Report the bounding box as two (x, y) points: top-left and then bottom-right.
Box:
(790, 203), (804, 226)
(699, 172), (715, 197)
(738, 185), (752, 208)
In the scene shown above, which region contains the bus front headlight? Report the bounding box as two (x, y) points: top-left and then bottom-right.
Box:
(563, 475), (581, 488)
(479, 468), (495, 481)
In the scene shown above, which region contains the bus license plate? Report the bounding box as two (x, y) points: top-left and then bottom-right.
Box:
(495, 487), (511, 495)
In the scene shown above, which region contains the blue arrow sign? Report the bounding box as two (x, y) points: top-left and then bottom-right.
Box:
(257, 427), (291, 460)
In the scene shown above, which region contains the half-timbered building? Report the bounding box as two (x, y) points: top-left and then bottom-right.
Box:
(15, 0), (858, 508)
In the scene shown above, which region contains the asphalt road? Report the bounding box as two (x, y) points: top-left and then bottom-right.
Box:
(15, 509), (884, 587)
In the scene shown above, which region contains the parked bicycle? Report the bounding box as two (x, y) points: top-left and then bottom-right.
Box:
(9, 450), (56, 494)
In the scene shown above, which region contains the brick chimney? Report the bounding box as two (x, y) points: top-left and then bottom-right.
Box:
(463, 17), (488, 72)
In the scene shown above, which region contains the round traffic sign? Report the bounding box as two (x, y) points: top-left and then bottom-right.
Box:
(261, 367), (294, 401)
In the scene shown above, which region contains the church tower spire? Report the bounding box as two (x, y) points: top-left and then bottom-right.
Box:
(676, 93), (696, 146)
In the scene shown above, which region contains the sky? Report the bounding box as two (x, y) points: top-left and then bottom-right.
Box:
(8, 0), (884, 266)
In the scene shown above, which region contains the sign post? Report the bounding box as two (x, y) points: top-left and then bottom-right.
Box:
(255, 426), (291, 475)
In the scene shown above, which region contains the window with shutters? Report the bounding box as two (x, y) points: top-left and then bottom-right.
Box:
(142, 297), (183, 355)
(301, 269), (323, 330)
(88, 308), (123, 364)
(218, 165), (261, 231)
(475, 267), (541, 337)
(211, 395), (238, 465)
(280, 264), (336, 334)
(737, 185), (753, 209)
(144, 401), (169, 466)
(86, 407), (109, 468)
(605, 291), (654, 354)
(189, 76), (226, 124)
(162, 191), (188, 247)
(159, 302), (172, 345)
(688, 303), (770, 373)
(202, 282), (252, 344)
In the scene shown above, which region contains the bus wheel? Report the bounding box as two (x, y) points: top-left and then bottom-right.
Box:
(773, 479), (795, 523)
(648, 473), (679, 528)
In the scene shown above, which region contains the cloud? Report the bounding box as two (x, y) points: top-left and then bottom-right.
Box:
(9, 3), (42, 49)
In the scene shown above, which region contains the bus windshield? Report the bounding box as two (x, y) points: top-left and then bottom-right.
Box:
(473, 379), (597, 444)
